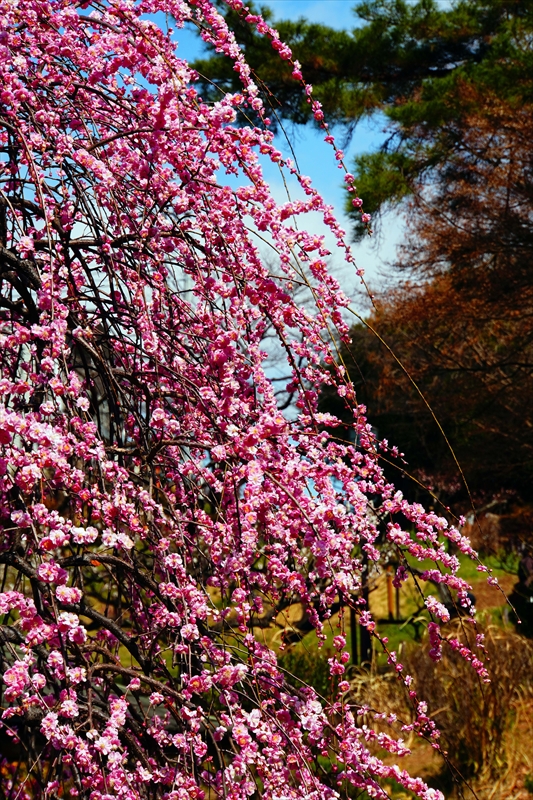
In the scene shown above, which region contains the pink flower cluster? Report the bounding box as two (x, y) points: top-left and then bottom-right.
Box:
(0, 1), (488, 798)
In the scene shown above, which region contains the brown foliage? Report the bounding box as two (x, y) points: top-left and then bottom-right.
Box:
(333, 89), (533, 508)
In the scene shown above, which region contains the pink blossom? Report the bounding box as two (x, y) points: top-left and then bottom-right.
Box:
(37, 561), (68, 585)
(425, 595), (451, 623)
(56, 586), (83, 604)
(3, 661), (30, 700)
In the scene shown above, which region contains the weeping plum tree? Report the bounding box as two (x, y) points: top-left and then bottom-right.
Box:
(0, 1), (490, 798)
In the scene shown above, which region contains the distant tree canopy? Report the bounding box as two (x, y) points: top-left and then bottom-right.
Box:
(194, 0), (533, 232)
(321, 91), (533, 509)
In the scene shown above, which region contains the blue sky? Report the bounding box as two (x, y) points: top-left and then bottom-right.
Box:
(175, 1), (403, 306)
(256, 0), (361, 27)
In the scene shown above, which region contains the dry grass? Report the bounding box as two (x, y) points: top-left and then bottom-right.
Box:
(346, 624), (533, 799)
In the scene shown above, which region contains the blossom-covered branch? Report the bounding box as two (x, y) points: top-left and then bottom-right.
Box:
(0, 1), (486, 798)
